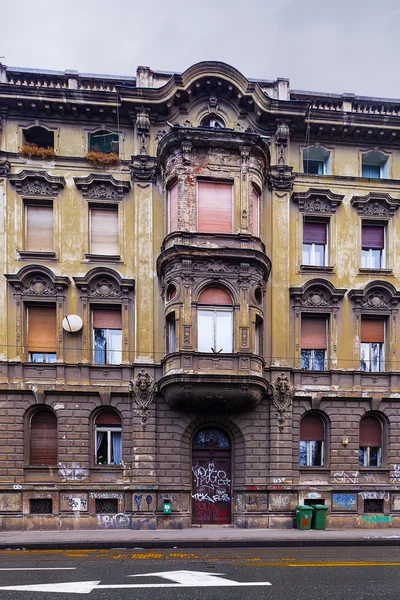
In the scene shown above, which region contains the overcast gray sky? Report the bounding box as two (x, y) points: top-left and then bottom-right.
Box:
(2, 0), (400, 98)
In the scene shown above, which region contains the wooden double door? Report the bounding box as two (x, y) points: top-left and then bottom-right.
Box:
(191, 427), (231, 525)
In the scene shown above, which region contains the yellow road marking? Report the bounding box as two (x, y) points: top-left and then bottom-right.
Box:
(250, 561), (400, 567)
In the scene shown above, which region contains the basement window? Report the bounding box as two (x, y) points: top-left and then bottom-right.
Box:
(95, 499), (118, 513)
(364, 499), (384, 513)
(23, 126), (54, 148)
(30, 499), (53, 514)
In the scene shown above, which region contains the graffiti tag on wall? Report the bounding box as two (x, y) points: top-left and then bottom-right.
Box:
(192, 463), (231, 504)
(332, 493), (357, 511)
(332, 471), (359, 484)
(59, 462), (88, 482)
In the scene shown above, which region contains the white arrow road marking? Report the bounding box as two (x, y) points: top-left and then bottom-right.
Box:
(0, 570), (272, 594)
(129, 569), (247, 586)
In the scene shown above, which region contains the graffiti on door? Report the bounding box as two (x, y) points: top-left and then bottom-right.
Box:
(192, 463), (231, 503)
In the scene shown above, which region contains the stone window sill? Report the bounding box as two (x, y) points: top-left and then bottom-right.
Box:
(300, 265), (334, 273)
(358, 268), (393, 275)
(85, 253), (122, 262)
(18, 250), (57, 261)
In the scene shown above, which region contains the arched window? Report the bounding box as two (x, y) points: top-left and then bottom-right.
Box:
(362, 151), (389, 179)
(200, 115), (225, 129)
(95, 411), (122, 465)
(303, 147), (330, 175)
(359, 415), (382, 467)
(29, 409), (57, 465)
(300, 413), (325, 466)
(23, 126), (54, 149)
(197, 288), (233, 353)
(88, 129), (119, 154)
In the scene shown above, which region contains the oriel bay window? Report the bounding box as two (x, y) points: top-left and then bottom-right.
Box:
(168, 182), (179, 233)
(361, 223), (385, 269)
(93, 308), (122, 365)
(303, 221), (327, 267)
(300, 413), (325, 467)
(361, 318), (385, 372)
(197, 288), (233, 353)
(359, 415), (382, 467)
(90, 205), (119, 256)
(197, 181), (233, 234)
(25, 202), (53, 252)
(28, 305), (57, 362)
(95, 411), (122, 465)
(301, 316), (327, 370)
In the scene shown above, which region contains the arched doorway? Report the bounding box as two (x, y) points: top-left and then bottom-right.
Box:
(192, 427), (231, 525)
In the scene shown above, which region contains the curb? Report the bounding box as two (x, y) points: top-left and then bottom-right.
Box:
(1, 538), (400, 550)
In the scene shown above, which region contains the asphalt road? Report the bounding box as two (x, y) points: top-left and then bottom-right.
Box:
(0, 546), (399, 599)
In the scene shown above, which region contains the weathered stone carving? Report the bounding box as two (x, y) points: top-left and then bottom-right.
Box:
(275, 120), (290, 165)
(5, 266), (70, 296)
(9, 170), (65, 196)
(351, 192), (400, 217)
(292, 188), (344, 214)
(136, 108), (151, 155)
(130, 155), (157, 182)
(193, 260), (240, 273)
(348, 282), (400, 311)
(22, 275), (56, 296)
(133, 369), (155, 429)
(0, 158), (10, 176)
(268, 165), (295, 191)
(270, 373), (293, 432)
(290, 280), (346, 309)
(74, 174), (130, 200)
(88, 278), (123, 299)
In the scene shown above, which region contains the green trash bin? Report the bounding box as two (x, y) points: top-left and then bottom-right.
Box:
(312, 504), (328, 530)
(296, 505), (313, 530)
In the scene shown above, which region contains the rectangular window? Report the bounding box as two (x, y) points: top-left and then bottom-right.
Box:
(359, 446), (382, 467)
(90, 206), (119, 256)
(96, 429), (122, 464)
(93, 308), (122, 365)
(301, 316), (327, 370)
(361, 319), (384, 372)
(166, 313), (176, 353)
(303, 159), (325, 175)
(168, 183), (179, 233)
(361, 224), (385, 269)
(303, 221), (327, 266)
(252, 188), (260, 237)
(25, 203), (53, 252)
(362, 164), (381, 179)
(197, 181), (233, 234)
(28, 305), (57, 362)
(255, 316), (263, 355)
(300, 440), (324, 466)
(198, 309), (233, 353)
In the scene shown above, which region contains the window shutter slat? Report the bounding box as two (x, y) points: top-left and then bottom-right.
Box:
(28, 306), (56, 352)
(303, 222), (327, 245)
(252, 189), (260, 236)
(26, 205), (53, 252)
(360, 416), (382, 446)
(300, 414), (324, 441)
(30, 411), (57, 465)
(90, 207), (119, 255)
(198, 288), (233, 305)
(92, 308), (122, 329)
(301, 317), (327, 349)
(361, 319), (384, 343)
(362, 225), (384, 249)
(198, 182), (232, 233)
(169, 183), (179, 232)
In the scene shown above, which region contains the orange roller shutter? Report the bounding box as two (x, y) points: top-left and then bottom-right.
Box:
(169, 183), (179, 232)
(198, 182), (233, 233)
(301, 317), (327, 349)
(361, 319), (384, 343)
(92, 308), (122, 329)
(28, 306), (56, 353)
(30, 410), (57, 465)
(198, 288), (233, 305)
(90, 207), (119, 255)
(26, 204), (53, 252)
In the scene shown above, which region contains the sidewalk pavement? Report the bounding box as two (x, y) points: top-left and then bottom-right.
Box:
(0, 527), (400, 549)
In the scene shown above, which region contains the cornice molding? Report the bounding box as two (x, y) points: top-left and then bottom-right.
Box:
(350, 192), (400, 217)
(9, 170), (65, 196)
(74, 173), (130, 200)
(292, 188), (344, 213)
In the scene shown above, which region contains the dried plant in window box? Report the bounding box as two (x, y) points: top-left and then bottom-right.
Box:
(85, 151), (120, 167)
(20, 143), (56, 159)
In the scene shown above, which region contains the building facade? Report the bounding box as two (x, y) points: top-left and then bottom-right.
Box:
(0, 61), (399, 530)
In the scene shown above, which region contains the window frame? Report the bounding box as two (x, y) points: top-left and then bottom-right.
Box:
(359, 414), (384, 468)
(300, 315), (328, 371)
(94, 411), (122, 466)
(361, 222), (386, 270)
(92, 308), (123, 366)
(302, 219), (328, 267)
(24, 200), (54, 254)
(27, 407), (58, 467)
(87, 128), (121, 155)
(88, 203), (120, 258)
(361, 150), (389, 179)
(302, 146), (331, 176)
(197, 307), (234, 354)
(196, 180), (234, 234)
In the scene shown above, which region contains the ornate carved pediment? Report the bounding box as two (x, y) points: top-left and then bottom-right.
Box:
(350, 192), (400, 217)
(292, 188), (344, 214)
(9, 170), (65, 196)
(132, 369), (155, 429)
(73, 268), (134, 299)
(268, 165), (295, 191)
(5, 265), (70, 295)
(129, 155), (157, 182)
(74, 174), (130, 200)
(290, 279), (346, 309)
(348, 281), (400, 310)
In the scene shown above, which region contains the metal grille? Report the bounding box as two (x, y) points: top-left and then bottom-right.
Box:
(30, 499), (53, 514)
(95, 499), (118, 514)
(364, 499), (384, 513)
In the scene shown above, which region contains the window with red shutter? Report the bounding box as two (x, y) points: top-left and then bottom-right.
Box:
(30, 409), (57, 465)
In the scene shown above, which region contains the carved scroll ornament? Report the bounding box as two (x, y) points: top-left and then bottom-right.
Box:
(133, 369), (155, 429)
(270, 373), (293, 432)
